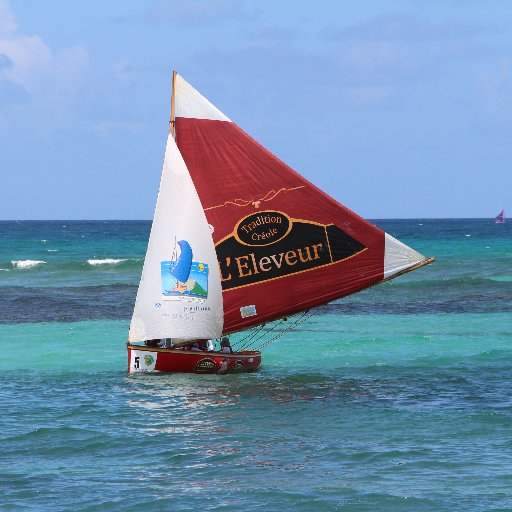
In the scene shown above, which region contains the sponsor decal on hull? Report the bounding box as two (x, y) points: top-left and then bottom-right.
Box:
(195, 358), (217, 371)
(131, 350), (158, 373)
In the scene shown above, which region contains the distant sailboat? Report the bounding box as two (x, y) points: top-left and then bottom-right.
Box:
(126, 71), (435, 374)
(495, 208), (506, 224)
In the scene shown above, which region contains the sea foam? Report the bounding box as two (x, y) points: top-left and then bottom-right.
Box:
(87, 258), (128, 266)
(11, 260), (46, 269)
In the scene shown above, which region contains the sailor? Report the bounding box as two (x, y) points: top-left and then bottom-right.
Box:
(196, 340), (210, 351)
(219, 337), (233, 354)
(172, 339), (202, 351)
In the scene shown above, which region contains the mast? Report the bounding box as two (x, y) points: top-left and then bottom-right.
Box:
(170, 70), (177, 137)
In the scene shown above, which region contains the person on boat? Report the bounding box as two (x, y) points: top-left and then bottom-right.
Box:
(196, 340), (209, 351)
(219, 337), (233, 354)
(172, 339), (203, 351)
(146, 339), (168, 348)
(194, 339), (214, 351)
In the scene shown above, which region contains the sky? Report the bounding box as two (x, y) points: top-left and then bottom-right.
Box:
(1, 0), (511, 219)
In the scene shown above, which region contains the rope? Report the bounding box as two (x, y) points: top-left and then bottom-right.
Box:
(231, 323), (267, 349)
(238, 317), (290, 351)
(253, 309), (317, 351)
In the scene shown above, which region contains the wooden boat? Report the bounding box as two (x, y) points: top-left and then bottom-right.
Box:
(127, 71), (434, 374)
(127, 345), (260, 374)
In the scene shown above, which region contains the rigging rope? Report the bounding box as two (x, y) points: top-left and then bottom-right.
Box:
(229, 309), (317, 352)
(253, 309), (317, 351)
(231, 322), (267, 349)
(238, 317), (288, 351)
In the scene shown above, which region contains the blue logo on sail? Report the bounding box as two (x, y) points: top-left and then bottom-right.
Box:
(161, 240), (208, 299)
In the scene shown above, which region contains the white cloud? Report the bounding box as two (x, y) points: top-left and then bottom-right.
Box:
(0, 0), (89, 132)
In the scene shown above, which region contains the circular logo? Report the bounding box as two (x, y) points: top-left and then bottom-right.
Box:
(234, 211), (292, 246)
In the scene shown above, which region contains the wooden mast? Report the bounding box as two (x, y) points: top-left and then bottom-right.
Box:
(170, 70), (177, 137)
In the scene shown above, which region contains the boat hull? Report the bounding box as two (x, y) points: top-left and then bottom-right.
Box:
(127, 345), (261, 374)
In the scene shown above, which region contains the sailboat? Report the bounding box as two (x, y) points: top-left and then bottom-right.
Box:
(127, 71), (434, 374)
(495, 208), (506, 224)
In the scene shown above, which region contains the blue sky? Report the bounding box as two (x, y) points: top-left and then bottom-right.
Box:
(1, 0), (511, 219)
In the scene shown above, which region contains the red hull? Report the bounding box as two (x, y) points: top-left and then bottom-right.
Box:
(127, 345), (261, 374)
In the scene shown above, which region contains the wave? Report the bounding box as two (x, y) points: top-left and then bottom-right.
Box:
(87, 258), (129, 266)
(488, 276), (512, 282)
(0, 258), (143, 271)
(11, 260), (46, 269)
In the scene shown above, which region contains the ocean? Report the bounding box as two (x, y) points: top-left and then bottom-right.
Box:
(1, 219), (511, 511)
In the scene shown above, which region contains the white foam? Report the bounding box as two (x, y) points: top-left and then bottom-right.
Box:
(47, 249), (59, 252)
(0, 268), (10, 272)
(11, 260), (46, 269)
(87, 258), (128, 266)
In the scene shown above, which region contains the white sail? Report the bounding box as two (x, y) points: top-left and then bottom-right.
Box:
(383, 233), (425, 279)
(128, 134), (224, 342)
(174, 74), (231, 122)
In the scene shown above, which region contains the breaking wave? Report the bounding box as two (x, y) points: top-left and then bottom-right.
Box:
(11, 260), (47, 269)
(87, 258), (129, 266)
(0, 258), (143, 271)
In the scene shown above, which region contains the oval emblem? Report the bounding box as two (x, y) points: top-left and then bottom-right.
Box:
(234, 211), (292, 246)
(195, 358), (216, 371)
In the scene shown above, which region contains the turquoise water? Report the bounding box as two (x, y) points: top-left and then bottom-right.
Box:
(1, 220), (511, 511)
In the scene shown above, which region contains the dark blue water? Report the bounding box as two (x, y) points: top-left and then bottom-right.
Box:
(0, 219), (511, 511)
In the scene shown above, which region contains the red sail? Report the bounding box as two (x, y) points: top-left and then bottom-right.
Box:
(173, 75), (428, 334)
